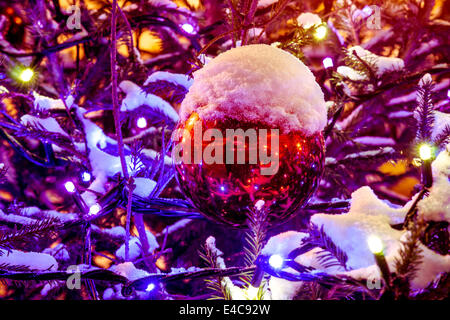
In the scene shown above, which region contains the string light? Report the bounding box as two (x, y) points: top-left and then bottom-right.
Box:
(367, 235), (391, 288)
(89, 204), (101, 215)
(419, 143), (433, 161)
(136, 117), (147, 129)
(314, 24), (328, 40)
(64, 181), (76, 193)
(268, 254), (284, 269)
(322, 57), (334, 69)
(181, 23), (196, 34)
(81, 171), (92, 182)
(20, 68), (34, 82)
(11, 65), (36, 84)
(418, 143), (434, 188)
(367, 235), (383, 255)
(145, 283), (156, 292)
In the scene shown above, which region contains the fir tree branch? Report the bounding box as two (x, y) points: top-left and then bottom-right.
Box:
(127, 266), (254, 294)
(297, 225), (348, 270)
(433, 125), (450, 148)
(415, 79), (435, 142)
(242, 206), (269, 277)
(393, 220), (426, 297)
(198, 244), (232, 300)
(0, 268), (127, 283)
(0, 218), (62, 254)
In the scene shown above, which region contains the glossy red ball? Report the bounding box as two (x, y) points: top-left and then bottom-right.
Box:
(173, 112), (325, 228)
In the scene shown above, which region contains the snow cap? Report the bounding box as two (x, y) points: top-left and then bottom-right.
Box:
(180, 44), (327, 135)
(297, 12), (322, 29)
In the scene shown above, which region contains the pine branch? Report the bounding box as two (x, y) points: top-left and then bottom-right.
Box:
(348, 48), (378, 82)
(243, 206), (269, 273)
(433, 125), (450, 148)
(0, 268), (127, 283)
(326, 147), (398, 168)
(393, 220), (425, 296)
(0, 218), (62, 254)
(414, 79), (435, 142)
(7, 122), (86, 162)
(238, 205), (270, 299)
(0, 263), (38, 273)
(294, 281), (365, 300)
(300, 225), (348, 270)
(279, 26), (318, 60)
(143, 81), (188, 104)
(198, 244), (231, 300)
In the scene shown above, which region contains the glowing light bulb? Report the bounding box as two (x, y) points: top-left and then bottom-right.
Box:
(19, 67), (34, 83)
(81, 171), (91, 182)
(268, 254), (284, 269)
(89, 203), (101, 215)
(146, 283), (155, 292)
(419, 143), (433, 161)
(322, 57), (334, 69)
(64, 181), (76, 193)
(181, 23), (195, 34)
(314, 25), (328, 40)
(136, 117), (147, 129)
(367, 235), (383, 255)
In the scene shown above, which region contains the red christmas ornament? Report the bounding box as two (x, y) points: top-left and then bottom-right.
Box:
(173, 113), (325, 227)
(173, 44), (327, 227)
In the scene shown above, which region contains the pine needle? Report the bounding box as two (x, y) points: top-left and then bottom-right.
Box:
(198, 244), (231, 300)
(0, 218), (61, 254)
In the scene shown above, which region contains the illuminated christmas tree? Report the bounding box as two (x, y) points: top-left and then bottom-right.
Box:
(0, 0), (448, 300)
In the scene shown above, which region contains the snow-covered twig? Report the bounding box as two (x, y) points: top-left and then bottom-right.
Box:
(110, 0), (133, 263)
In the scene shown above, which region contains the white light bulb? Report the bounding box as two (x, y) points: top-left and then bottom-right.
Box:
(19, 68), (34, 82)
(89, 203), (101, 215)
(314, 25), (328, 40)
(268, 254), (284, 269)
(322, 57), (334, 69)
(146, 283), (155, 292)
(367, 235), (383, 254)
(419, 144), (433, 161)
(136, 117), (147, 129)
(64, 181), (76, 193)
(81, 172), (91, 182)
(181, 23), (195, 34)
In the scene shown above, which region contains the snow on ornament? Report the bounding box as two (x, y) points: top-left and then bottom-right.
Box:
(173, 44), (327, 227)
